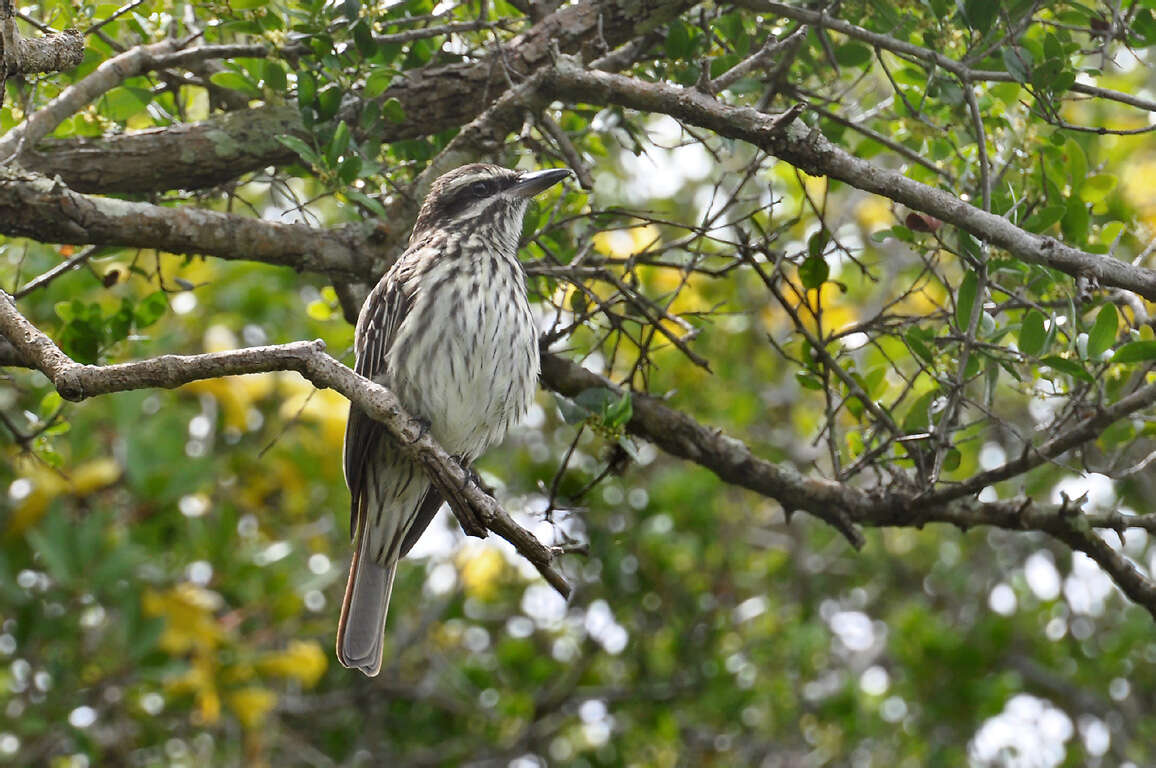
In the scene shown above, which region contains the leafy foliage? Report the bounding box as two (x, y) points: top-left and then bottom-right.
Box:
(2, 0), (1156, 765)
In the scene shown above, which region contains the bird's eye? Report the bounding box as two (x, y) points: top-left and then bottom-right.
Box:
(468, 181), (494, 198)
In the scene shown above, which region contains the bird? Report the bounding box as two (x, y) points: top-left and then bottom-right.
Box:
(338, 163), (572, 676)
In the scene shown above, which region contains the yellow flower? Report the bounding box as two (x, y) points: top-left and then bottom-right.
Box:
(143, 584), (226, 654)
(256, 640), (328, 687)
(228, 687), (278, 730)
(457, 545), (506, 600)
(278, 373), (350, 448)
(167, 652), (221, 724)
(7, 458), (121, 536)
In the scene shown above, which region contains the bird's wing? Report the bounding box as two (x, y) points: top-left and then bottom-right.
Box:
(342, 255), (420, 542)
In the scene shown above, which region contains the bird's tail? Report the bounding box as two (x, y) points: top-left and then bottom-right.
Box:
(336, 525), (396, 677)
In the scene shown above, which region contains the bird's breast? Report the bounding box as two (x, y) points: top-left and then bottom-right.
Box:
(389, 252), (539, 460)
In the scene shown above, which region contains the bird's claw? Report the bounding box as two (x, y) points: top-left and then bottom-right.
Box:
(455, 457), (494, 495)
(408, 416), (432, 444)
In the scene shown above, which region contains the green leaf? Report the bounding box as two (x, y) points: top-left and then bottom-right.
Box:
(1018, 310), (1046, 356)
(984, 356), (1001, 406)
(1079, 174), (1117, 204)
(807, 228), (828, 259)
(665, 20), (694, 59)
(1112, 341), (1156, 364)
(573, 388), (617, 413)
(834, 43), (872, 68)
(316, 86), (342, 122)
(106, 298), (134, 344)
(906, 327), (934, 363)
(799, 255), (829, 290)
(344, 189), (389, 218)
(605, 391), (633, 429)
(276, 135), (319, 166)
(955, 270), (978, 332)
(353, 19), (376, 57)
(903, 389), (939, 433)
(554, 394), (591, 424)
(382, 97), (406, 123)
(297, 70), (317, 108)
(1086, 304), (1118, 359)
(1061, 197), (1089, 244)
(963, 0), (998, 34)
(209, 71), (258, 97)
(1001, 45), (1032, 83)
(796, 371), (823, 390)
(100, 87), (152, 121)
(338, 154), (363, 185)
(364, 70), (393, 99)
(1100, 220), (1126, 246)
(1040, 355), (1094, 382)
(133, 291), (168, 328)
(231, 0), (269, 9)
(941, 447), (961, 472)
(59, 318), (101, 364)
(1065, 138), (1088, 191)
(39, 390), (63, 416)
(1023, 205), (1066, 233)
(326, 120), (351, 166)
(263, 60), (287, 92)
(1131, 9), (1156, 45)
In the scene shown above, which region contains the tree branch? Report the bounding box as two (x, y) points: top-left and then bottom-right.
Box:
(736, 0), (1156, 115)
(538, 351), (1156, 620)
(18, 0), (690, 193)
(0, 40), (267, 161)
(0, 289), (571, 598)
(23, 105), (302, 194)
(0, 166), (377, 279)
(1, 27), (83, 76)
(543, 60), (1156, 300)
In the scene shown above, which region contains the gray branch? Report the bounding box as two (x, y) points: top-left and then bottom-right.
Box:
(539, 351), (1156, 621)
(2, 28), (84, 76)
(17, 0), (694, 193)
(543, 61), (1156, 301)
(0, 289), (572, 599)
(0, 166), (376, 279)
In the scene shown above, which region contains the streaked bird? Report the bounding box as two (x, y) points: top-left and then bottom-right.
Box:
(338, 163), (571, 676)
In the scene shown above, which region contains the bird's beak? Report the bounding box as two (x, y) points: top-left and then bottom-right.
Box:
(508, 168), (573, 198)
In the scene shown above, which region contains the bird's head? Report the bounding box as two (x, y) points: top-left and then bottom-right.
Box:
(410, 164), (572, 248)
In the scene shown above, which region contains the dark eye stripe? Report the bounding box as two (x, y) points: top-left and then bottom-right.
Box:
(440, 181), (493, 218)
(468, 181), (495, 198)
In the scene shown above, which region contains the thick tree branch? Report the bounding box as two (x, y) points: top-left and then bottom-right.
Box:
(19, 0), (690, 193)
(0, 167), (376, 278)
(0, 40), (267, 161)
(539, 351), (1156, 620)
(0, 290), (571, 598)
(542, 61), (1156, 301)
(23, 106), (301, 194)
(0, 27), (83, 76)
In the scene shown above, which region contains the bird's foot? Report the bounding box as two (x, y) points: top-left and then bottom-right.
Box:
(445, 456), (491, 538)
(408, 416), (432, 444)
(455, 456), (495, 495)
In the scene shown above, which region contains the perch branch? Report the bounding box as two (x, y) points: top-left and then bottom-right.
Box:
(0, 290), (571, 598)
